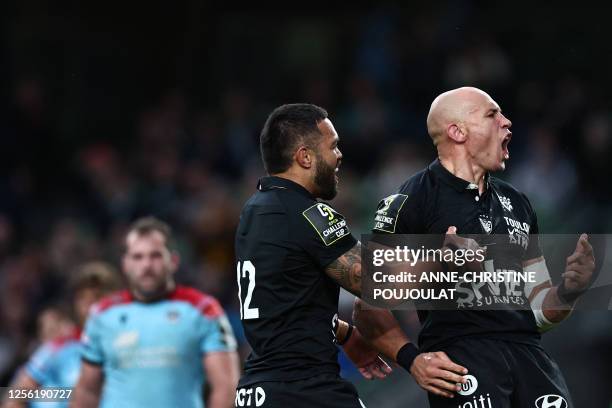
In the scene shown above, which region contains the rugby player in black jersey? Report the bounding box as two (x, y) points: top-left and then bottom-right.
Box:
(354, 87), (595, 408)
(234, 104), (391, 408)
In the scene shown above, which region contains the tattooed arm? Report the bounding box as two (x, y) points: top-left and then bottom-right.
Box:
(324, 240), (432, 300)
(326, 243), (392, 380)
(326, 245), (465, 393)
(325, 242), (362, 297)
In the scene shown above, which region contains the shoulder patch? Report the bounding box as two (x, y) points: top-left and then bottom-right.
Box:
(91, 290), (132, 315)
(373, 194), (409, 233)
(170, 286), (224, 318)
(302, 203), (351, 246)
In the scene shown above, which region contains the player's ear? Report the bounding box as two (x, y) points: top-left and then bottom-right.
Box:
(447, 123), (467, 143)
(295, 146), (313, 169)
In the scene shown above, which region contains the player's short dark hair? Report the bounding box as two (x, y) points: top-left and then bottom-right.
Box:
(260, 103), (328, 174)
(69, 261), (123, 294)
(126, 216), (176, 250)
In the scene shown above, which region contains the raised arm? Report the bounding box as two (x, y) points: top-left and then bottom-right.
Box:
(525, 233), (595, 331)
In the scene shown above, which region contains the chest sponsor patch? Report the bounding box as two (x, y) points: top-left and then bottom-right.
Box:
(302, 203), (351, 246)
(372, 194), (409, 233)
(113, 331), (139, 348)
(504, 216), (530, 250)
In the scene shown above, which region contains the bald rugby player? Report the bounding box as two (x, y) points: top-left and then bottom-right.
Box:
(355, 87), (595, 408)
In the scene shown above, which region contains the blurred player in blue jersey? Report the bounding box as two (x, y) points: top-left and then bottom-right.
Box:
(71, 217), (240, 408)
(2, 262), (122, 408)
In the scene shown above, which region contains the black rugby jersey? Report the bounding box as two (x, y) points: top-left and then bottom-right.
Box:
(236, 176), (357, 386)
(372, 159), (543, 351)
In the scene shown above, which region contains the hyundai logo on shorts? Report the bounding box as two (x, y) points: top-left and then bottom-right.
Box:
(535, 394), (568, 408)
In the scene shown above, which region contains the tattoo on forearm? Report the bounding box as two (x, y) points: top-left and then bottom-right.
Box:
(326, 243), (362, 297)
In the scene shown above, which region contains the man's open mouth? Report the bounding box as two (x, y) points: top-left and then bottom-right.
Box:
(502, 133), (512, 159)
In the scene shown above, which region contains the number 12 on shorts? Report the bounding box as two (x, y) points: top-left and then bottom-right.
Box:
(237, 261), (259, 320)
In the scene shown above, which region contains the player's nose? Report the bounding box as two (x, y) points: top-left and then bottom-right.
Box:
(500, 113), (512, 129)
(139, 257), (154, 271)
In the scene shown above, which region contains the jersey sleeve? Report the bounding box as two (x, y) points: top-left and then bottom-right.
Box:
(522, 193), (543, 261)
(198, 297), (238, 354)
(296, 202), (358, 268)
(81, 311), (105, 364)
(24, 343), (55, 385)
(372, 193), (422, 234)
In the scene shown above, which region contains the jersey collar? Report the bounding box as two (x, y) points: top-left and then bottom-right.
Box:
(429, 159), (490, 192)
(257, 176), (316, 199)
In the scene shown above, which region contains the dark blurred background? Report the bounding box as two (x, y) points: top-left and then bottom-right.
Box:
(1, 1), (611, 406)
